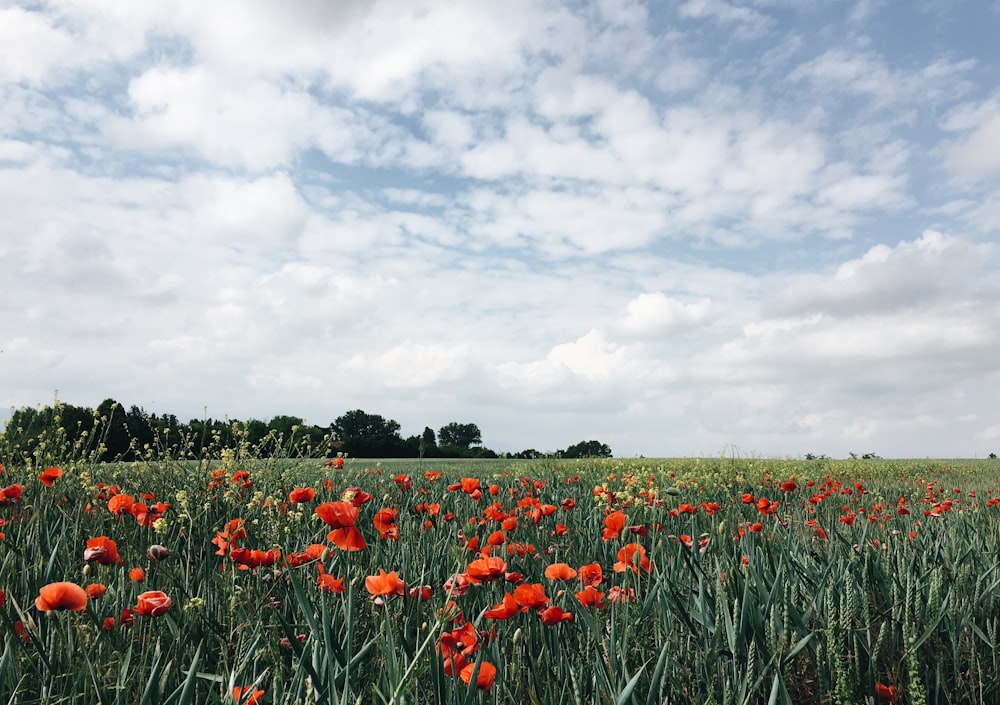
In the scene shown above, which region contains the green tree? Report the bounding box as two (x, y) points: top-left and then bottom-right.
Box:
(332, 410), (405, 457)
(562, 440), (612, 459)
(438, 422), (482, 450)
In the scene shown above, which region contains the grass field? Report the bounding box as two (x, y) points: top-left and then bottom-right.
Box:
(2, 449), (1000, 704)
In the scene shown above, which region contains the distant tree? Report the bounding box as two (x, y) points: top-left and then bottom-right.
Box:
(562, 440), (612, 459)
(96, 399), (131, 462)
(990, 452), (997, 460)
(419, 426), (438, 459)
(332, 409), (405, 457)
(438, 422), (482, 450)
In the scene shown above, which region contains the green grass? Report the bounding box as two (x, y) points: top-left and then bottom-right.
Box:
(2, 450), (1000, 704)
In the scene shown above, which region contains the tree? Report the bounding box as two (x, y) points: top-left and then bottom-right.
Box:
(438, 422), (482, 450)
(562, 440), (612, 459)
(332, 410), (405, 457)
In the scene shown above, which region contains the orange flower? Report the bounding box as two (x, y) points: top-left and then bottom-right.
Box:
(129, 567), (145, 582)
(134, 590), (172, 617)
(543, 563), (577, 581)
(84, 536), (123, 564)
(365, 568), (405, 597)
(38, 466), (64, 486)
(86, 583), (107, 599)
(459, 661), (497, 691)
(424, 470), (441, 482)
(289, 487), (316, 503)
(233, 686), (265, 704)
(466, 556), (507, 584)
(0, 483), (23, 504)
(35, 582), (88, 611)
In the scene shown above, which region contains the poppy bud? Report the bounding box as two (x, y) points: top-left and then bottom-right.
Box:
(147, 545), (171, 561)
(664, 487), (681, 496)
(82, 564), (91, 576)
(512, 627), (522, 644)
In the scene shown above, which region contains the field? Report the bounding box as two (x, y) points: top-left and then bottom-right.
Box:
(3, 449), (1000, 704)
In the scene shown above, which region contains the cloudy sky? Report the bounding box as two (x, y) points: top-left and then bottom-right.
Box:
(2, 0), (999, 459)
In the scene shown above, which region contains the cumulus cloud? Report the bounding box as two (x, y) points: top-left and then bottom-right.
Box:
(3, 0), (1000, 457)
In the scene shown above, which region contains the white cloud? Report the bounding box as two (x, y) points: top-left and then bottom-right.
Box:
(617, 293), (711, 338)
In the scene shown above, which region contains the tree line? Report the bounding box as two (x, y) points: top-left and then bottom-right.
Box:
(0, 399), (612, 463)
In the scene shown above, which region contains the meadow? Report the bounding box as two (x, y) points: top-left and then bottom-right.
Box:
(2, 439), (1000, 704)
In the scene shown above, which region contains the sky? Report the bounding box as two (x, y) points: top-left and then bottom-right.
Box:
(2, 0), (1000, 459)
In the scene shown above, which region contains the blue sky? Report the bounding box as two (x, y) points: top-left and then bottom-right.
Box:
(2, 0), (999, 458)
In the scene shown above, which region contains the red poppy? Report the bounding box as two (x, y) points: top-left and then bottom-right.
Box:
(484, 593), (519, 620)
(466, 556), (507, 584)
(365, 569), (405, 597)
(35, 582), (88, 611)
(512, 583), (549, 610)
(539, 605), (574, 625)
(129, 567), (145, 582)
(543, 563), (577, 581)
(315, 501), (359, 528)
(86, 583), (107, 599)
(424, 470), (441, 482)
(233, 686), (265, 704)
(328, 526), (367, 552)
(317, 573), (346, 593)
(289, 487), (316, 503)
(578, 562), (603, 587)
(373, 508), (399, 540)
(875, 682), (897, 704)
(459, 661), (496, 691)
(134, 590), (172, 617)
(84, 536), (123, 564)
(575, 586), (606, 608)
(107, 493), (134, 515)
(602, 511), (627, 541)
(38, 466), (63, 486)
(613, 543), (652, 574)
(0, 483), (23, 504)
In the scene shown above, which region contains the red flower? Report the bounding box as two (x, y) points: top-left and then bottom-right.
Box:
(38, 466), (63, 486)
(86, 583), (107, 599)
(575, 586), (606, 608)
(365, 569), (405, 597)
(233, 686), (265, 704)
(35, 582), (88, 611)
(875, 682), (897, 704)
(373, 508), (399, 540)
(543, 563), (577, 581)
(289, 487), (316, 503)
(539, 605), (574, 625)
(578, 562), (603, 587)
(84, 536), (123, 564)
(315, 501), (359, 528)
(466, 556), (507, 584)
(129, 567), (145, 582)
(484, 593), (519, 620)
(0, 483), (24, 504)
(512, 583), (549, 610)
(602, 511), (627, 541)
(613, 543), (652, 574)
(317, 573), (345, 593)
(459, 661), (497, 691)
(328, 526), (367, 552)
(134, 590), (172, 617)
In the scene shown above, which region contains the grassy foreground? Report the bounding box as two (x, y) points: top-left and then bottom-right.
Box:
(2, 451), (1000, 704)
